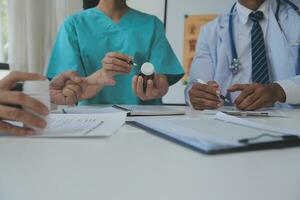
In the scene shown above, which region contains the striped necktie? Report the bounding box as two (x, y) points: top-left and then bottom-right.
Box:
(249, 11), (270, 84)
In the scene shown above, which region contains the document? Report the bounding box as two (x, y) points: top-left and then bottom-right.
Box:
(134, 117), (244, 152)
(214, 112), (300, 136)
(35, 112), (127, 138)
(1, 112), (127, 138)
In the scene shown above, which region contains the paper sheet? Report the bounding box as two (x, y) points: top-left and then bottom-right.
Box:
(1, 112), (127, 138)
(36, 112), (127, 138)
(214, 112), (300, 136)
(135, 117), (244, 153)
(203, 106), (288, 117)
(53, 106), (123, 114)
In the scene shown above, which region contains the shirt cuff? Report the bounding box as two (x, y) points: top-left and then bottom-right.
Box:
(276, 80), (300, 105)
(185, 84), (193, 107)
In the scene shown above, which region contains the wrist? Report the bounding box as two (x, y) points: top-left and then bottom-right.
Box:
(269, 83), (286, 103)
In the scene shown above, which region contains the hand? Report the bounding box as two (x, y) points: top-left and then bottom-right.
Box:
(0, 71), (49, 136)
(132, 74), (169, 101)
(228, 83), (286, 110)
(188, 81), (224, 110)
(50, 71), (87, 106)
(101, 52), (133, 79)
(79, 52), (133, 100)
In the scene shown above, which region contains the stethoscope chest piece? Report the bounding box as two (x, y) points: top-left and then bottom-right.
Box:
(230, 58), (241, 75)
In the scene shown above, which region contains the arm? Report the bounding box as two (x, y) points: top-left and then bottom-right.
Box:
(185, 24), (222, 110)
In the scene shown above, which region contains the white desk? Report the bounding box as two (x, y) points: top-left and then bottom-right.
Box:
(0, 107), (300, 200)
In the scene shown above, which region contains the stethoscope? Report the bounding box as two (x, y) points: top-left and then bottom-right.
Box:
(228, 0), (300, 75)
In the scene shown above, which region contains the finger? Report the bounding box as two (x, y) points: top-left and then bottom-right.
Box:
(62, 87), (78, 105)
(65, 95), (77, 106)
(237, 92), (261, 110)
(243, 98), (266, 111)
(191, 98), (222, 110)
(0, 121), (34, 136)
(192, 83), (219, 96)
(234, 86), (256, 106)
(228, 84), (250, 92)
(192, 83), (219, 99)
(62, 71), (82, 83)
(153, 74), (160, 88)
(63, 84), (82, 100)
(132, 75), (138, 95)
(104, 64), (131, 74)
(0, 105), (47, 129)
(0, 91), (49, 116)
(146, 80), (154, 98)
(107, 52), (131, 63)
(104, 57), (130, 69)
(136, 76), (147, 101)
(2, 71), (45, 89)
(207, 81), (219, 88)
(190, 90), (220, 102)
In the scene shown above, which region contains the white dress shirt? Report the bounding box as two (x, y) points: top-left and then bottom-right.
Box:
(234, 1), (300, 104)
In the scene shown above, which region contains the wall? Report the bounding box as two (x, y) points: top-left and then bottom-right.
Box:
(127, 0), (165, 21)
(163, 0), (235, 104)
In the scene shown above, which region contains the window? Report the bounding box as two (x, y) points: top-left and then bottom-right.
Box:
(0, 0), (8, 63)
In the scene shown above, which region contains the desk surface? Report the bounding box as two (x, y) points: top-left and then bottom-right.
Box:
(0, 107), (300, 200)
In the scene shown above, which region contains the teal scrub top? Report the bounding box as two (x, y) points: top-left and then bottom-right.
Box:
(47, 8), (184, 105)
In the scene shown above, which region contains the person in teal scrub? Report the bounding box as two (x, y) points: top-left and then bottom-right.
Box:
(47, 0), (184, 105)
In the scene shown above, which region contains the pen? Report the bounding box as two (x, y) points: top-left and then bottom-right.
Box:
(195, 79), (231, 104)
(129, 60), (138, 67)
(119, 57), (138, 67)
(128, 57), (138, 67)
(222, 111), (270, 117)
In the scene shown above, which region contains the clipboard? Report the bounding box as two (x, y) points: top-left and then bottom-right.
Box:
(128, 115), (300, 155)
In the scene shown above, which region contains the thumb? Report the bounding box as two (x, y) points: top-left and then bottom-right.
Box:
(207, 81), (219, 88)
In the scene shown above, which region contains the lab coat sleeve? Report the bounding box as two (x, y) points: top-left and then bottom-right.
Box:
(277, 74), (300, 105)
(185, 25), (215, 105)
(46, 16), (85, 79)
(149, 17), (184, 86)
(276, 14), (300, 105)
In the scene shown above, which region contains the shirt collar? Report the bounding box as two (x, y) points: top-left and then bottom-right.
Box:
(236, 0), (269, 25)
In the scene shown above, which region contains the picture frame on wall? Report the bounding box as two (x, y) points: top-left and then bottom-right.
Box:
(182, 14), (217, 83)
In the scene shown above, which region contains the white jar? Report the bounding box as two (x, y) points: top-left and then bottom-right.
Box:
(23, 80), (50, 132)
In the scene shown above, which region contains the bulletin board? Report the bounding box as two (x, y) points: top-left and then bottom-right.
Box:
(182, 15), (217, 82)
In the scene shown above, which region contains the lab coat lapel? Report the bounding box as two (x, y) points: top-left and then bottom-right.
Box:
(216, 16), (234, 95)
(218, 17), (233, 70)
(266, 6), (292, 80)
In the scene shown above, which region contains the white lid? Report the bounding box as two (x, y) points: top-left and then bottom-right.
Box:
(23, 80), (50, 93)
(141, 62), (155, 76)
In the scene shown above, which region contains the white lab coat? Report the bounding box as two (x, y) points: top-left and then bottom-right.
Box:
(187, 0), (300, 105)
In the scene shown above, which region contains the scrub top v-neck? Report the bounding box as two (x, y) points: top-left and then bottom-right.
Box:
(47, 8), (184, 105)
